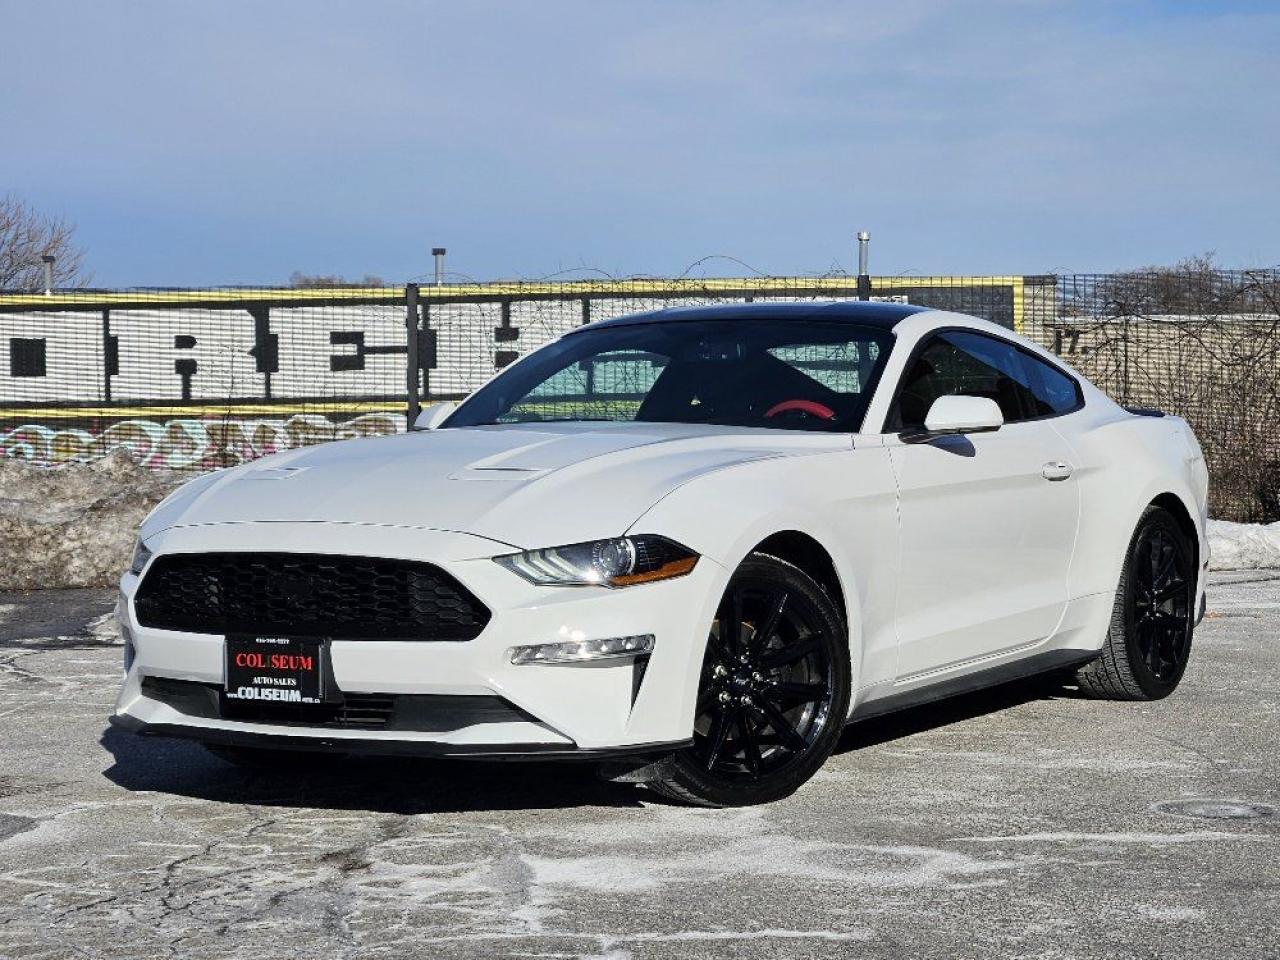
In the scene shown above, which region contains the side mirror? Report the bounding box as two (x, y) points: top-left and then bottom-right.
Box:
(903, 395), (1003, 442)
(413, 401), (457, 431)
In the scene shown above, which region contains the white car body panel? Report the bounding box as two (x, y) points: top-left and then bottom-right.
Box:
(116, 522), (728, 750)
(886, 418), (1080, 680)
(151, 422), (838, 550)
(112, 304), (1209, 759)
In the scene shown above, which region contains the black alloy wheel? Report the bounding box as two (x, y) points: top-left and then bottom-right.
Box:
(1131, 522), (1194, 682)
(1075, 506), (1195, 700)
(649, 553), (850, 806)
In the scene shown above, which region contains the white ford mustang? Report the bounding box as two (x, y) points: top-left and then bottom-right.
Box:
(112, 301), (1209, 806)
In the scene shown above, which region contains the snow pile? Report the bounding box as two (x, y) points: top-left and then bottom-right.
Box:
(0, 451), (185, 591)
(1207, 519), (1280, 571)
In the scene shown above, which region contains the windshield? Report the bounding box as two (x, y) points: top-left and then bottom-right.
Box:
(446, 319), (894, 432)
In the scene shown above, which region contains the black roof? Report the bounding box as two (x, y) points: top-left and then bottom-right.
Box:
(571, 299), (932, 334)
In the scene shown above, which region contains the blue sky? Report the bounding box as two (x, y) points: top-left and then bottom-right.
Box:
(1, 1), (1276, 286)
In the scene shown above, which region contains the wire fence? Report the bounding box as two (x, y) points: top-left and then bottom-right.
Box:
(1048, 269), (1280, 523)
(0, 287), (410, 471)
(2, 271), (1276, 520)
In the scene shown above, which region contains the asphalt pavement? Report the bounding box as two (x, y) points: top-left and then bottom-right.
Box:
(0, 574), (1276, 959)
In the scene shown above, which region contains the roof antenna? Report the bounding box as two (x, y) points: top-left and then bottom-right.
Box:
(856, 232), (870, 301)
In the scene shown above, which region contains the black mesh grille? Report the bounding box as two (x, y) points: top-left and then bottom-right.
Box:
(135, 553), (490, 640)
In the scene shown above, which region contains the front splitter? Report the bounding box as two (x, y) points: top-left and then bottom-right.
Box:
(109, 713), (691, 762)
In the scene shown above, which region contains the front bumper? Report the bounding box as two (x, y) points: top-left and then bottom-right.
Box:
(113, 521), (726, 756)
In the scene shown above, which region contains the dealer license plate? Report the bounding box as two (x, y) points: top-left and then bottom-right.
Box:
(224, 635), (325, 706)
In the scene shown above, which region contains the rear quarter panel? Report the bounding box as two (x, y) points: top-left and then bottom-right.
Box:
(1056, 392), (1208, 614)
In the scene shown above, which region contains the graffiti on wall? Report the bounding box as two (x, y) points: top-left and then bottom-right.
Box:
(1, 412), (406, 471)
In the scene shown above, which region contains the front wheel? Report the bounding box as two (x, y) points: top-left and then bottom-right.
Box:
(648, 553), (851, 807)
(1074, 506), (1195, 700)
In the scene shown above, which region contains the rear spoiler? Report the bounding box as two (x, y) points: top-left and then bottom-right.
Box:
(1124, 405), (1165, 418)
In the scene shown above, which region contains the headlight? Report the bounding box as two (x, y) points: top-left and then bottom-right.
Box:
(494, 535), (698, 587)
(128, 539), (153, 576)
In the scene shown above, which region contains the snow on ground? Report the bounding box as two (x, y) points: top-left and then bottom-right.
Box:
(0, 451), (184, 591)
(2, 453), (1280, 588)
(1206, 519), (1280, 571)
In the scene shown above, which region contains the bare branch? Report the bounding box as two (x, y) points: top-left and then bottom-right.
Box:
(0, 195), (91, 291)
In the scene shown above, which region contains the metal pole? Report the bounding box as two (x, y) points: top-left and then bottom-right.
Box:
(41, 255), (55, 295)
(432, 247), (446, 286)
(406, 283), (421, 426)
(856, 232), (870, 301)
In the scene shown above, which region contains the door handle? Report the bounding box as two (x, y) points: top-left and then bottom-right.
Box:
(1042, 460), (1074, 481)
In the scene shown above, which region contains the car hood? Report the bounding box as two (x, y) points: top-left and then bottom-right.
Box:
(143, 422), (848, 549)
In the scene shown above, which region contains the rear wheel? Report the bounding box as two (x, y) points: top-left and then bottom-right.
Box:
(1075, 506), (1195, 700)
(648, 554), (850, 807)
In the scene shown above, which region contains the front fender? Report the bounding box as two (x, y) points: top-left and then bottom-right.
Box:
(626, 443), (902, 699)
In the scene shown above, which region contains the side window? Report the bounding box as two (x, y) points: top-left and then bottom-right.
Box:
(891, 331), (1048, 429)
(1017, 351), (1081, 415)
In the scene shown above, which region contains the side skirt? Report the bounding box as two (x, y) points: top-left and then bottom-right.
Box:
(848, 648), (1099, 725)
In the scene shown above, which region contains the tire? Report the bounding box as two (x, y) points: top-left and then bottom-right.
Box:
(1074, 506), (1195, 701)
(647, 553), (851, 807)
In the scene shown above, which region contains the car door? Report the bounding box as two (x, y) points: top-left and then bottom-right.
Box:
(885, 329), (1082, 680)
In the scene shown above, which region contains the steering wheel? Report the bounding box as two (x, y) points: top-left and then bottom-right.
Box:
(764, 399), (837, 421)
